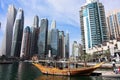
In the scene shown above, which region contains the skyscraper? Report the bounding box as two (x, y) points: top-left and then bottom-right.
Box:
(4, 5), (17, 56)
(80, 0), (108, 52)
(51, 20), (56, 29)
(33, 15), (39, 28)
(47, 30), (51, 55)
(58, 31), (65, 59)
(30, 15), (39, 57)
(106, 10), (120, 40)
(72, 41), (79, 58)
(0, 22), (1, 28)
(65, 32), (69, 59)
(11, 8), (24, 57)
(38, 18), (48, 58)
(50, 20), (59, 59)
(20, 26), (31, 59)
(72, 41), (82, 60)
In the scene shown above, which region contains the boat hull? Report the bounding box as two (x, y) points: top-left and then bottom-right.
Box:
(32, 62), (104, 76)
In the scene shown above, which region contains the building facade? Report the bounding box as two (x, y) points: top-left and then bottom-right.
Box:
(30, 15), (39, 57)
(49, 20), (59, 59)
(106, 10), (120, 40)
(50, 29), (59, 58)
(72, 41), (79, 58)
(51, 20), (56, 29)
(4, 5), (17, 56)
(65, 32), (69, 59)
(80, 0), (108, 52)
(11, 8), (24, 57)
(58, 31), (65, 59)
(20, 26), (31, 59)
(38, 18), (48, 59)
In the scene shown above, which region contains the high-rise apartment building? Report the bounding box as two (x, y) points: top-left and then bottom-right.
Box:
(38, 18), (48, 58)
(4, 5), (17, 56)
(20, 26), (31, 59)
(30, 15), (39, 57)
(80, 0), (108, 52)
(11, 8), (24, 57)
(106, 10), (120, 40)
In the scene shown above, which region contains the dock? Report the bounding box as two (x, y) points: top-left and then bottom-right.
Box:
(94, 71), (120, 77)
(78, 62), (120, 69)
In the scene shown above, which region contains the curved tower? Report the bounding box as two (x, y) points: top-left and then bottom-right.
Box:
(33, 15), (39, 28)
(20, 26), (31, 59)
(30, 15), (39, 57)
(11, 8), (24, 57)
(4, 5), (17, 56)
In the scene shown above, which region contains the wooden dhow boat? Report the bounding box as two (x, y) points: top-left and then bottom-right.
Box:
(32, 62), (104, 76)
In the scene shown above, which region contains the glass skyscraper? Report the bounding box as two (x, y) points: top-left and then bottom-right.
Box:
(38, 18), (48, 58)
(65, 32), (69, 59)
(47, 30), (51, 55)
(50, 29), (59, 57)
(20, 26), (31, 59)
(4, 5), (17, 56)
(106, 10), (120, 40)
(30, 15), (39, 57)
(80, 0), (108, 52)
(58, 31), (65, 59)
(11, 8), (24, 57)
(50, 20), (59, 58)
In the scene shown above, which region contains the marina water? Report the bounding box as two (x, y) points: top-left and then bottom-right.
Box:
(0, 62), (119, 80)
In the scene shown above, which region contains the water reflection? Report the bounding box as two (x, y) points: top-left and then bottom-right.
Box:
(0, 62), (41, 80)
(103, 77), (120, 80)
(16, 62), (41, 80)
(0, 62), (119, 80)
(35, 75), (94, 80)
(0, 64), (12, 80)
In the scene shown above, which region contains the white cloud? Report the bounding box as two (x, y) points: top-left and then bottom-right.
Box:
(15, 0), (84, 28)
(45, 0), (84, 27)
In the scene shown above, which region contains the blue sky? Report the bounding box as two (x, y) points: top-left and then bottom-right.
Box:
(0, 0), (120, 53)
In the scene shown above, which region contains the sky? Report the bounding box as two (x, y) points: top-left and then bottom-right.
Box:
(0, 0), (120, 54)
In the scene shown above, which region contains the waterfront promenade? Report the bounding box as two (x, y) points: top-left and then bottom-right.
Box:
(94, 71), (120, 77)
(78, 62), (120, 69)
